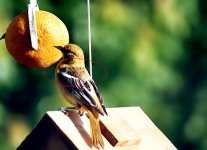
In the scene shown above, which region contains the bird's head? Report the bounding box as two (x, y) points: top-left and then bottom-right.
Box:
(54, 44), (84, 63)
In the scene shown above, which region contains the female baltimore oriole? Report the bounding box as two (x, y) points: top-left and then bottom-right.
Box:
(54, 44), (107, 148)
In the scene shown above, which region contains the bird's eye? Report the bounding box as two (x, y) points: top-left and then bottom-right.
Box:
(68, 51), (77, 56)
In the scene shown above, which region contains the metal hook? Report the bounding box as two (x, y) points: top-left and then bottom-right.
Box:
(28, 0), (39, 50)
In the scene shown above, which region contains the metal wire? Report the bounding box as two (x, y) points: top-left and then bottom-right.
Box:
(87, 0), (92, 77)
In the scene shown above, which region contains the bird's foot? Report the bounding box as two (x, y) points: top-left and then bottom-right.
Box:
(78, 110), (87, 116)
(58, 106), (76, 115)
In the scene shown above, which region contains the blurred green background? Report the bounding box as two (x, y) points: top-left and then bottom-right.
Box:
(0, 0), (207, 149)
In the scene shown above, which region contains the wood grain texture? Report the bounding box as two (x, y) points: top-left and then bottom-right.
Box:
(18, 107), (177, 150)
(100, 107), (177, 150)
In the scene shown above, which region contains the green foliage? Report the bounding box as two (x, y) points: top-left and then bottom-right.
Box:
(0, 0), (207, 149)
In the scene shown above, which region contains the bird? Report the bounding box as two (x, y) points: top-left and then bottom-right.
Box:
(54, 44), (107, 148)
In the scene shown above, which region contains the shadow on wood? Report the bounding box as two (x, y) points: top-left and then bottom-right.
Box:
(17, 107), (177, 150)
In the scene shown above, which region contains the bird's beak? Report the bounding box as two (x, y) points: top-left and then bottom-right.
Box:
(54, 46), (64, 51)
(54, 46), (68, 55)
(54, 46), (77, 56)
(0, 33), (6, 40)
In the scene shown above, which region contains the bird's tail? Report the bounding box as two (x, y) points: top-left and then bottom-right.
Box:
(87, 110), (104, 148)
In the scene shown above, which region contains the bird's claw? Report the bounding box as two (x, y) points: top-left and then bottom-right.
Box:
(78, 110), (87, 116)
(59, 106), (76, 115)
(58, 107), (87, 117)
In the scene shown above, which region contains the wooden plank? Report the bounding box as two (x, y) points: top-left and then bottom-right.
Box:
(18, 107), (177, 150)
(47, 110), (113, 150)
(100, 107), (177, 150)
(100, 110), (140, 146)
(17, 114), (77, 150)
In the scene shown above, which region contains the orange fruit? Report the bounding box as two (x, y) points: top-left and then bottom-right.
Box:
(5, 10), (69, 68)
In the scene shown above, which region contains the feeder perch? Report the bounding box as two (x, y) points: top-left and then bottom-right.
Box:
(17, 107), (177, 150)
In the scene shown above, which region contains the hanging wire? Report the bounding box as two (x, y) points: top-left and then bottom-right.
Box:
(87, 0), (92, 77)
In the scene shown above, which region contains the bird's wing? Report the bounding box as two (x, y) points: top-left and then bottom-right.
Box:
(89, 79), (108, 115)
(57, 71), (105, 115)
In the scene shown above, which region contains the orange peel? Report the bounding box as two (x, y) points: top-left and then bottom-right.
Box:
(5, 10), (69, 68)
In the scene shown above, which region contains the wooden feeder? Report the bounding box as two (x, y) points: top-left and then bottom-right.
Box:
(17, 107), (177, 150)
